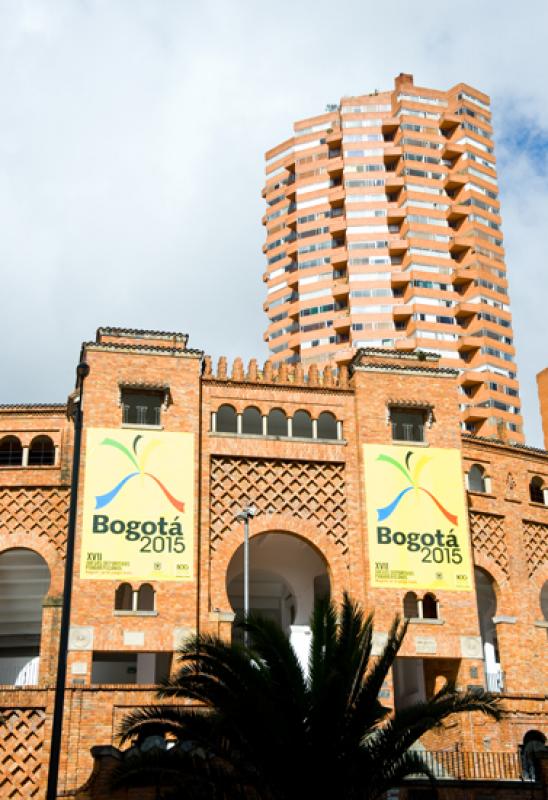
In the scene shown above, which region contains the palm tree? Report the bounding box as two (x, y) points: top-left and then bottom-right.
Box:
(116, 594), (503, 800)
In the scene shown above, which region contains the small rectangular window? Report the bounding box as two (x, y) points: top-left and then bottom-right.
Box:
(91, 651), (172, 685)
(121, 390), (163, 427)
(391, 408), (426, 442)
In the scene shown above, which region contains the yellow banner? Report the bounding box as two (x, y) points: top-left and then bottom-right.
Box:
(80, 428), (194, 581)
(363, 445), (472, 591)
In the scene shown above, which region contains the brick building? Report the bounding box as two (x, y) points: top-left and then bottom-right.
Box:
(262, 73), (523, 442)
(538, 368), (548, 450)
(0, 326), (546, 798)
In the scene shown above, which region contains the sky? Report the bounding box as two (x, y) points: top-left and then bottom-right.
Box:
(0, 0), (547, 446)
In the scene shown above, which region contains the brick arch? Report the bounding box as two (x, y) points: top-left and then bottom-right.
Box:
(531, 566), (548, 618)
(210, 512), (346, 613)
(472, 555), (509, 613)
(0, 534), (63, 595)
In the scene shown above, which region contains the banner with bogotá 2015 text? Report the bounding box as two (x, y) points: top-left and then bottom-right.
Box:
(80, 428), (194, 580)
(363, 445), (472, 591)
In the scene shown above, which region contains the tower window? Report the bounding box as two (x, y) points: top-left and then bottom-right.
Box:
(121, 390), (163, 427)
(390, 408), (426, 442)
(529, 476), (546, 505)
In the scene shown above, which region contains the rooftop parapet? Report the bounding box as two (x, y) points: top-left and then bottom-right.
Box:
(202, 356), (351, 389)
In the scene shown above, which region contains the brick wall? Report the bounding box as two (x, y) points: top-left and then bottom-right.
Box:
(0, 330), (546, 796)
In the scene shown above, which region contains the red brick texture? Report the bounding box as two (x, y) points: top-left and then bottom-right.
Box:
(0, 330), (546, 797)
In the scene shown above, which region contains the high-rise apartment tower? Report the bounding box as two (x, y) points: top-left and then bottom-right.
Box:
(262, 74), (523, 442)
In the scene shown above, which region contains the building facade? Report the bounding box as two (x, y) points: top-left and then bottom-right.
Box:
(0, 327), (546, 798)
(538, 368), (548, 450)
(262, 73), (523, 442)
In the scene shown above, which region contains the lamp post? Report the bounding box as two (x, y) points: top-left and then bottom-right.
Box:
(235, 505), (257, 646)
(46, 361), (89, 800)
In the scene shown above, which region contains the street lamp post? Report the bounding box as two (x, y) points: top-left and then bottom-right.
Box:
(46, 361), (89, 800)
(235, 505), (257, 646)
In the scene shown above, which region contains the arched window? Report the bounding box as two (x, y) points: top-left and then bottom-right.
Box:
(540, 581), (548, 622)
(216, 404), (237, 433)
(529, 476), (545, 504)
(317, 411), (338, 440)
(267, 408), (288, 437)
(292, 410), (313, 438)
(137, 584), (155, 611)
(0, 548), (51, 686)
(115, 583), (133, 611)
(422, 593), (438, 619)
(242, 407), (262, 435)
(28, 436), (55, 466)
(0, 436), (23, 466)
(474, 567), (503, 691)
(403, 591), (419, 619)
(468, 464), (486, 493)
(521, 731), (546, 781)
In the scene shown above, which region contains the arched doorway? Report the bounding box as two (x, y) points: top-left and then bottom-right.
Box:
(226, 532), (330, 672)
(0, 549), (51, 685)
(474, 567), (503, 692)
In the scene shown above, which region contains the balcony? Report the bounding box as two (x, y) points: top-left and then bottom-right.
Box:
(385, 174), (404, 192)
(326, 156), (344, 176)
(325, 128), (342, 146)
(439, 112), (460, 133)
(387, 204), (406, 225)
(460, 370), (484, 388)
(450, 234), (475, 256)
(445, 173), (467, 192)
(462, 404), (491, 422)
(330, 246), (348, 266)
(332, 278), (349, 299)
(411, 749), (531, 782)
(447, 203), (469, 225)
(442, 140), (465, 160)
(393, 304), (413, 320)
(458, 335), (481, 353)
(328, 213), (347, 236)
(286, 269), (299, 289)
(388, 239), (409, 256)
(454, 301), (477, 320)
(332, 309), (351, 331)
(328, 185), (345, 204)
(381, 117), (399, 135)
(383, 145), (403, 161)
(391, 270), (411, 288)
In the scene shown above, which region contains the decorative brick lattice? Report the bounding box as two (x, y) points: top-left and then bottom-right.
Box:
(522, 520), (548, 577)
(0, 487), (69, 557)
(0, 708), (45, 798)
(210, 457), (347, 552)
(469, 512), (509, 578)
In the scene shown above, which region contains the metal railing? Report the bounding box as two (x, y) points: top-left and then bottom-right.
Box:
(0, 655), (40, 686)
(391, 422), (425, 442)
(485, 670), (505, 693)
(407, 750), (535, 782)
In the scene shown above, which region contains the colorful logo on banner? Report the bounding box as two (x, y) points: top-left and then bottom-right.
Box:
(95, 435), (185, 512)
(80, 428), (194, 581)
(375, 451), (457, 525)
(363, 444), (472, 591)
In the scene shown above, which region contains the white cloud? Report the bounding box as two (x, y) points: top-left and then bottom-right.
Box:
(0, 0), (546, 444)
